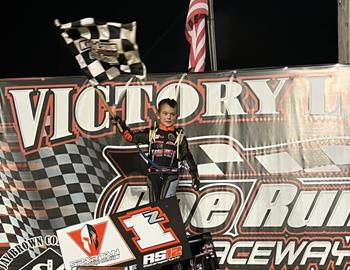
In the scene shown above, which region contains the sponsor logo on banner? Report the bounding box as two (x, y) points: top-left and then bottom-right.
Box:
(57, 216), (135, 270)
(143, 245), (182, 267)
(19, 248), (64, 270)
(0, 235), (61, 270)
(109, 197), (192, 269)
(68, 222), (107, 257)
(118, 206), (180, 252)
(57, 198), (190, 270)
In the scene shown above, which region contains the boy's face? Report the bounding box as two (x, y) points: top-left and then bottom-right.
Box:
(157, 104), (177, 127)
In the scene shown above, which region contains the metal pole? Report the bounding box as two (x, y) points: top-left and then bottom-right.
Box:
(338, 0), (350, 63)
(207, 0), (218, 71)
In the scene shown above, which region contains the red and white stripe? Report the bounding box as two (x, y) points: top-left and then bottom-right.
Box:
(185, 0), (208, 72)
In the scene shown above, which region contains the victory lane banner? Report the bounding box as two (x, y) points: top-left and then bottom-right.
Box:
(2, 64), (350, 269)
(57, 197), (191, 270)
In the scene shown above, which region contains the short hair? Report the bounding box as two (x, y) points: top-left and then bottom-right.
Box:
(158, 98), (177, 112)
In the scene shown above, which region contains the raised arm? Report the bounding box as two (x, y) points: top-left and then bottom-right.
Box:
(110, 114), (149, 144)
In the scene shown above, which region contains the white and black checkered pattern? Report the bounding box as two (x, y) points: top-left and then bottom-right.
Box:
(55, 17), (146, 85)
(0, 127), (116, 248)
(188, 136), (350, 177)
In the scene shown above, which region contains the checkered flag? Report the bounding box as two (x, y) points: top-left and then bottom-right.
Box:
(55, 17), (146, 85)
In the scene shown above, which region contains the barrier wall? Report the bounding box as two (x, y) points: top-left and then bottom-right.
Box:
(1, 64), (350, 269)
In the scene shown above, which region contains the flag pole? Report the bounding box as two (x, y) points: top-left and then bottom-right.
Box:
(207, 0), (217, 71)
(338, 0), (350, 63)
(94, 85), (124, 133)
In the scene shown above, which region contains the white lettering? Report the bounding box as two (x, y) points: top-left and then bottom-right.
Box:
(244, 78), (288, 114)
(202, 81), (246, 116)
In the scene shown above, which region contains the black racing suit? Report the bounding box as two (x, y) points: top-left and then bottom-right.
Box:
(121, 123), (199, 203)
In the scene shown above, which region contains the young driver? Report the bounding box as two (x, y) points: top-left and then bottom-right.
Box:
(110, 98), (200, 202)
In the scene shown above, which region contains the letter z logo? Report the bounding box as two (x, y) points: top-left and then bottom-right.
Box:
(118, 206), (180, 252)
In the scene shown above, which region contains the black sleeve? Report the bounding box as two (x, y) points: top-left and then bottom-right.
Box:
(130, 129), (150, 144)
(180, 136), (199, 179)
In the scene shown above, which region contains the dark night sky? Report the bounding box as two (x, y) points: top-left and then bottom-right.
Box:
(0, 0), (338, 79)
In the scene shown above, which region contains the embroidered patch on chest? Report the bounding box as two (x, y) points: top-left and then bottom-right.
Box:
(168, 133), (176, 142)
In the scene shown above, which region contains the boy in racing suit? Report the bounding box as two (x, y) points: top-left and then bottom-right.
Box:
(111, 98), (200, 203)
